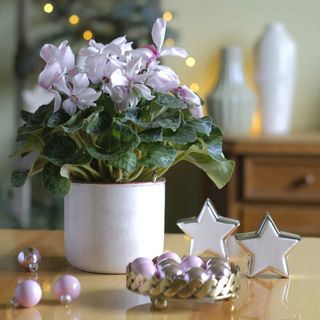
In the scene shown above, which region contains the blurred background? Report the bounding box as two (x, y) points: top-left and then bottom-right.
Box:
(1, 0), (320, 232)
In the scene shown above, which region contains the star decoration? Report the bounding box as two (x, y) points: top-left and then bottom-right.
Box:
(235, 212), (302, 278)
(177, 198), (240, 257)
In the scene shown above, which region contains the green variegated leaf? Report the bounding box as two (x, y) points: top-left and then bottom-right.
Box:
(139, 142), (176, 168)
(20, 110), (33, 123)
(164, 125), (197, 145)
(27, 104), (53, 127)
(42, 134), (91, 166)
(85, 110), (112, 134)
(86, 145), (115, 160)
(109, 151), (137, 173)
(42, 163), (71, 197)
(96, 121), (140, 154)
(12, 134), (44, 157)
(186, 152), (234, 189)
(11, 170), (29, 188)
(154, 92), (187, 109)
(139, 128), (163, 142)
(47, 109), (70, 127)
(187, 116), (213, 136)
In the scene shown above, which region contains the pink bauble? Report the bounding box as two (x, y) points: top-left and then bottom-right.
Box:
(54, 275), (81, 301)
(15, 280), (42, 307)
(131, 257), (154, 269)
(156, 252), (181, 264)
(181, 255), (204, 271)
(131, 258), (156, 278)
(17, 248), (41, 271)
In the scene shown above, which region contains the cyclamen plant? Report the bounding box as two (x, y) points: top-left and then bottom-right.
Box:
(12, 18), (234, 197)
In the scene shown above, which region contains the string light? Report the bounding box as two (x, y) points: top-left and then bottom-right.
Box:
(83, 30), (93, 41)
(163, 11), (173, 22)
(164, 38), (175, 47)
(186, 57), (196, 67)
(69, 14), (80, 25)
(43, 3), (54, 14)
(190, 83), (200, 92)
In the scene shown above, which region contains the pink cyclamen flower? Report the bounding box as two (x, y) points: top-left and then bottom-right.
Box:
(38, 41), (76, 110)
(57, 73), (101, 115)
(147, 63), (180, 93)
(38, 60), (65, 90)
(134, 18), (188, 60)
(40, 40), (75, 71)
(110, 57), (154, 111)
(173, 85), (203, 118)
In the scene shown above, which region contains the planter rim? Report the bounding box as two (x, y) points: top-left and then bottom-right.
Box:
(70, 177), (166, 188)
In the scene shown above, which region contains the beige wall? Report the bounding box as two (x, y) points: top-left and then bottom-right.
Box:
(163, 0), (320, 130)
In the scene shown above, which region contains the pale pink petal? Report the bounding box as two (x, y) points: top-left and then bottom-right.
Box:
(38, 61), (63, 89)
(110, 69), (128, 87)
(79, 46), (99, 57)
(54, 76), (70, 95)
(52, 90), (62, 112)
(133, 47), (154, 59)
(40, 44), (56, 63)
(134, 84), (154, 100)
(111, 36), (127, 46)
(72, 73), (90, 91)
(147, 65), (180, 92)
(127, 57), (142, 79)
(152, 18), (166, 51)
(175, 85), (201, 108)
(60, 44), (75, 71)
(189, 106), (204, 119)
(77, 88), (101, 104)
(62, 99), (77, 115)
(160, 47), (188, 58)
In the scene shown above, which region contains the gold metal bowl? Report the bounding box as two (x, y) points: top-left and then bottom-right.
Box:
(126, 257), (241, 310)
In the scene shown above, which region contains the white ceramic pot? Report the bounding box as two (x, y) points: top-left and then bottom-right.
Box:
(255, 22), (297, 134)
(64, 180), (165, 274)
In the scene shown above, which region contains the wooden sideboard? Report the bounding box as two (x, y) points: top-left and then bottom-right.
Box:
(205, 132), (320, 236)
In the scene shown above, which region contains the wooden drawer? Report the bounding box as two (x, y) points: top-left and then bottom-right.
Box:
(243, 156), (320, 203)
(240, 204), (320, 236)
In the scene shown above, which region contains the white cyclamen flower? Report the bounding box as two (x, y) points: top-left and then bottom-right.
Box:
(135, 18), (188, 60)
(110, 57), (154, 112)
(57, 73), (101, 115)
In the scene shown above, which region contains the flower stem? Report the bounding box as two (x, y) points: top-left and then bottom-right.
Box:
(70, 167), (90, 181)
(108, 165), (114, 181)
(115, 168), (123, 182)
(81, 164), (103, 180)
(127, 166), (145, 182)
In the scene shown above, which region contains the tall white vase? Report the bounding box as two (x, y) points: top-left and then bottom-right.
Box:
(64, 180), (165, 274)
(207, 46), (256, 136)
(255, 22), (297, 135)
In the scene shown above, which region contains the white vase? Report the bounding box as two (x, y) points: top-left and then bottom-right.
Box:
(207, 46), (256, 136)
(255, 22), (297, 134)
(64, 180), (165, 274)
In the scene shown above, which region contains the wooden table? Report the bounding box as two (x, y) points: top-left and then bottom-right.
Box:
(0, 229), (319, 319)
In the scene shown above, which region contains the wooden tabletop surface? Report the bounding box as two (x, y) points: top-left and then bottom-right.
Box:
(0, 229), (319, 319)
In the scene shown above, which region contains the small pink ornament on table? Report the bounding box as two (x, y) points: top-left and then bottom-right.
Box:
(54, 275), (81, 305)
(11, 280), (42, 308)
(18, 248), (41, 272)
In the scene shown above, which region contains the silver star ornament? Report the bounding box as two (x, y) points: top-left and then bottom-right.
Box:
(235, 212), (302, 278)
(177, 198), (240, 257)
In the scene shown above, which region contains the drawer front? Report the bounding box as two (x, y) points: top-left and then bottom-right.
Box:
(240, 204), (320, 236)
(243, 156), (320, 202)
